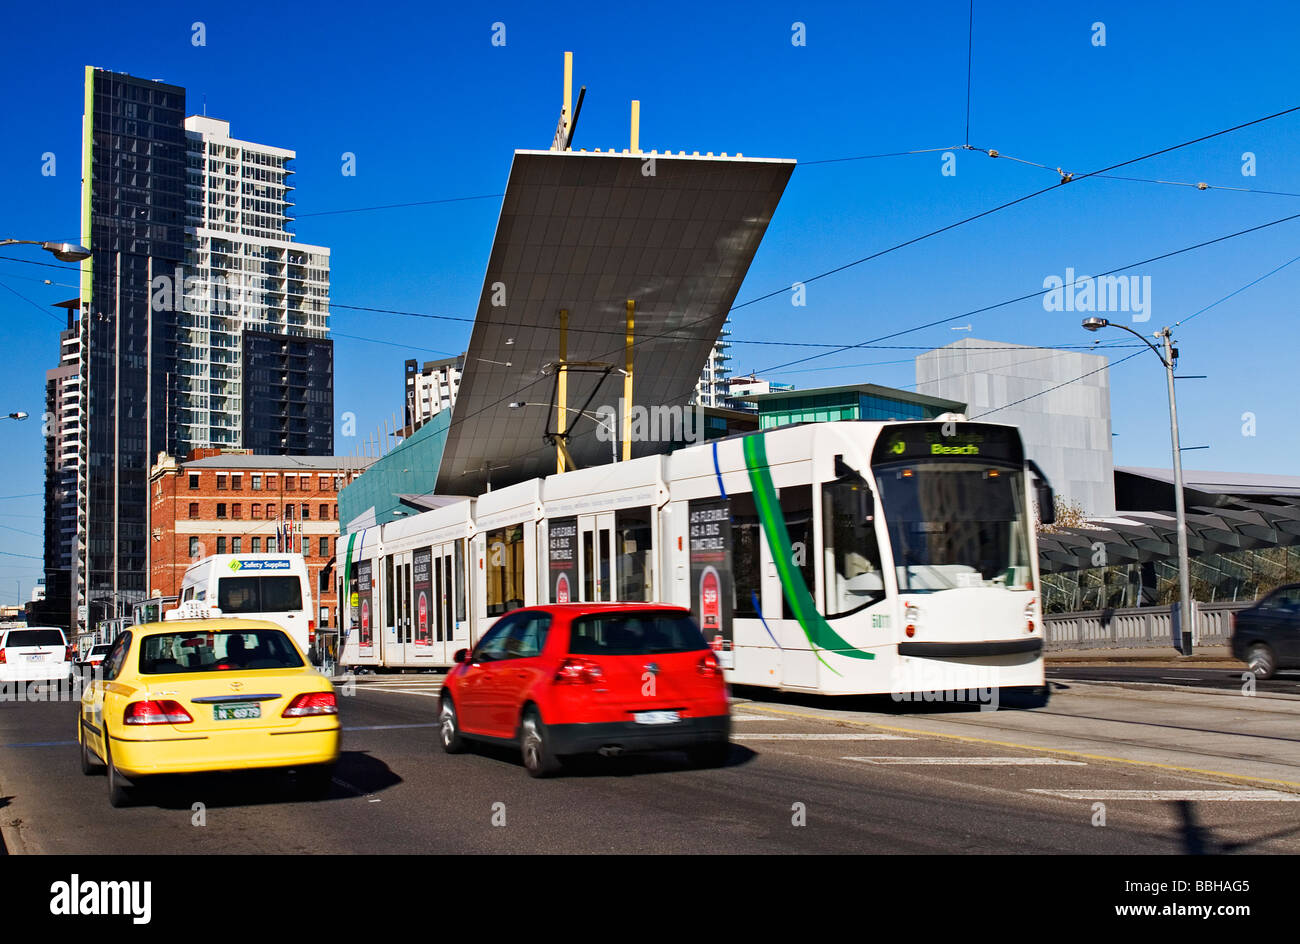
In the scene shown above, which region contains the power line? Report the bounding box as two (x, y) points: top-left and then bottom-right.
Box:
(0, 279), (67, 324)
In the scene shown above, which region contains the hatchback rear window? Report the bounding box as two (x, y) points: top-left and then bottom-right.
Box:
(568, 611), (707, 656)
(217, 576), (302, 614)
(138, 629), (304, 674)
(3, 629), (66, 647)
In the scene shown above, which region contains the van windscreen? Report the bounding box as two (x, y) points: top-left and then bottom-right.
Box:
(217, 576), (303, 614)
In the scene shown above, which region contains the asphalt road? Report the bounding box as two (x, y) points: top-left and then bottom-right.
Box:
(2, 676), (1298, 854)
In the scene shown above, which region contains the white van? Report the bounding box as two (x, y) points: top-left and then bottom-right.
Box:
(0, 625), (73, 684)
(177, 554), (316, 658)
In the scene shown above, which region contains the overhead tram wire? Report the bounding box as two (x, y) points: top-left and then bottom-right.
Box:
(733, 102), (1300, 317)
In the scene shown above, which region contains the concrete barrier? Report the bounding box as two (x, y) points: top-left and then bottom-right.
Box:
(1042, 601), (1251, 651)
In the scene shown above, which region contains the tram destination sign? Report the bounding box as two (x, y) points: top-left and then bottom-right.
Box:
(872, 423), (1024, 465)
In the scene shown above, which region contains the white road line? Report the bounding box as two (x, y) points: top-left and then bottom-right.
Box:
(734, 733), (916, 741)
(1027, 789), (1300, 801)
(730, 714), (789, 722)
(356, 688), (441, 697)
(844, 756), (1087, 766)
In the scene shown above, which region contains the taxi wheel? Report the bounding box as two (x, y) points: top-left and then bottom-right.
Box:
(105, 741), (131, 808)
(79, 725), (102, 776)
(520, 709), (561, 778)
(439, 695), (467, 754)
(1247, 644), (1276, 680)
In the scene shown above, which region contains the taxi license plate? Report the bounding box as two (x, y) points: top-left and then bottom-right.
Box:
(634, 711), (680, 725)
(214, 703), (261, 721)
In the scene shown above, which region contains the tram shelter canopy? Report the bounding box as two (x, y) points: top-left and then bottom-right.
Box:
(435, 149), (795, 496)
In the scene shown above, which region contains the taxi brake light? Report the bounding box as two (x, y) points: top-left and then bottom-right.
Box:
(125, 700), (193, 725)
(283, 692), (338, 717)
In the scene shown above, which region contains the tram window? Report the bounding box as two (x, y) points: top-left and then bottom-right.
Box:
(486, 525), (525, 617)
(582, 530), (595, 601)
(453, 542), (466, 622)
(778, 486), (816, 621)
(615, 508), (654, 602)
(385, 556), (395, 632)
(822, 477), (885, 617)
(731, 493), (761, 618)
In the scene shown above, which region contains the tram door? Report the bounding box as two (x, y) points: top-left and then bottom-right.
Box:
(577, 512), (616, 602)
(388, 550), (413, 665)
(428, 542), (458, 662)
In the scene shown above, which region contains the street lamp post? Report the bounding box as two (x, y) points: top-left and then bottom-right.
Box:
(0, 239), (91, 262)
(1082, 316), (1194, 655)
(510, 402), (618, 466)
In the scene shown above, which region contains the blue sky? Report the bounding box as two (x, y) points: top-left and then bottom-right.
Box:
(2, 1), (1299, 601)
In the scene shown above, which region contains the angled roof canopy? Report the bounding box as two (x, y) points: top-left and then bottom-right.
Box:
(437, 149), (794, 495)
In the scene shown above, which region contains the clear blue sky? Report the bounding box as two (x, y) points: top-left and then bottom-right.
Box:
(2, 1), (1299, 601)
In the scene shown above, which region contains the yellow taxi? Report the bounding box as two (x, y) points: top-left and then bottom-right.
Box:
(78, 615), (340, 807)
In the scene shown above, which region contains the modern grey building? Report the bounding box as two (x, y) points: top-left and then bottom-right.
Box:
(915, 338), (1115, 516)
(51, 67), (334, 637)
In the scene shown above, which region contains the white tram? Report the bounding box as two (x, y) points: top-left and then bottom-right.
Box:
(338, 419), (1054, 698)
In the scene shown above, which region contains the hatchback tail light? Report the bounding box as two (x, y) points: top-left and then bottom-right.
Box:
(698, 651), (721, 678)
(283, 691), (338, 717)
(0, 648), (6, 665)
(125, 700), (193, 725)
(555, 657), (604, 684)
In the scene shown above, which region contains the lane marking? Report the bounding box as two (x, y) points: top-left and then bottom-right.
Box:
(846, 756), (1086, 766)
(1028, 789), (1300, 802)
(738, 705), (1300, 792)
(0, 739), (77, 748)
(356, 688), (441, 697)
(731, 714), (790, 722)
(734, 733), (915, 741)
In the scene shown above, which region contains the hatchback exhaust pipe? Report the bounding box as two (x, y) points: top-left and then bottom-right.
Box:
(597, 745), (624, 757)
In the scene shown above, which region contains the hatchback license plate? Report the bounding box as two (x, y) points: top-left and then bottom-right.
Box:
(214, 703), (261, 721)
(634, 710), (680, 725)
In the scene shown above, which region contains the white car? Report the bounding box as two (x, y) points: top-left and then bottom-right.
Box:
(0, 626), (74, 684)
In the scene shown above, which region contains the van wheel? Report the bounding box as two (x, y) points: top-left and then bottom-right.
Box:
(105, 741), (131, 808)
(1247, 644), (1276, 680)
(520, 709), (561, 778)
(439, 695), (467, 754)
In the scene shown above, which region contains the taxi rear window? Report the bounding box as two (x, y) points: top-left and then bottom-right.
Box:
(139, 630), (304, 674)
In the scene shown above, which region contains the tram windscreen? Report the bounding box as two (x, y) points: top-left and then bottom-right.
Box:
(873, 462), (1032, 593)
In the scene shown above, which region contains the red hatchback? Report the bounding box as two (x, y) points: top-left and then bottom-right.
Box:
(439, 604), (730, 777)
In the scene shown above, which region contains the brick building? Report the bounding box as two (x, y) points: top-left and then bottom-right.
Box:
(150, 451), (373, 628)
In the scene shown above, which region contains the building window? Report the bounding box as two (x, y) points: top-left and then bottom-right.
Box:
(320, 537), (329, 557)
(189, 537), (200, 558)
(319, 474), (331, 491)
(232, 503), (242, 520)
(232, 537), (242, 554)
(188, 502), (199, 519)
(333, 504), (338, 520)
(216, 503), (227, 519)
(267, 474), (277, 491)
(300, 474), (311, 491)
(301, 504), (310, 520)
(216, 474), (227, 491)
(319, 504), (328, 520)
(266, 537), (277, 553)
(267, 504), (277, 519)
(189, 473), (200, 490)
(303, 539), (311, 557)
(285, 476), (296, 492)
(333, 475), (343, 490)
(232, 474), (243, 491)
(251, 503), (261, 519)
(217, 537), (226, 554)
(285, 504), (294, 520)
(251, 474), (262, 491)
(252, 537), (261, 553)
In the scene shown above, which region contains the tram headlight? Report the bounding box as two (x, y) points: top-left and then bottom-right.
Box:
(1024, 598), (1036, 633)
(905, 603), (920, 637)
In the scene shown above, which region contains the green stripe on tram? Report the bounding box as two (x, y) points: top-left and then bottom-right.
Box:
(741, 434), (874, 669)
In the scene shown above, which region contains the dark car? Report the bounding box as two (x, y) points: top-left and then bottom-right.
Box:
(1231, 584), (1300, 679)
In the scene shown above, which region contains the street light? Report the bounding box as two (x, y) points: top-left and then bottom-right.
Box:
(6, 412), (28, 421)
(0, 239), (91, 262)
(510, 401), (618, 465)
(1082, 315), (1194, 655)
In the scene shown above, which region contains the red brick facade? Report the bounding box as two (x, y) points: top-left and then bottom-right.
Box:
(149, 451), (365, 629)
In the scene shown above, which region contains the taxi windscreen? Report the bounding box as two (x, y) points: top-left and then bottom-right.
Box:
(139, 629), (304, 674)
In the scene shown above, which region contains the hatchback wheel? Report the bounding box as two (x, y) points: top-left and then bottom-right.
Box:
(520, 709), (561, 778)
(105, 741), (131, 808)
(439, 696), (467, 754)
(1247, 643), (1276, 680)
